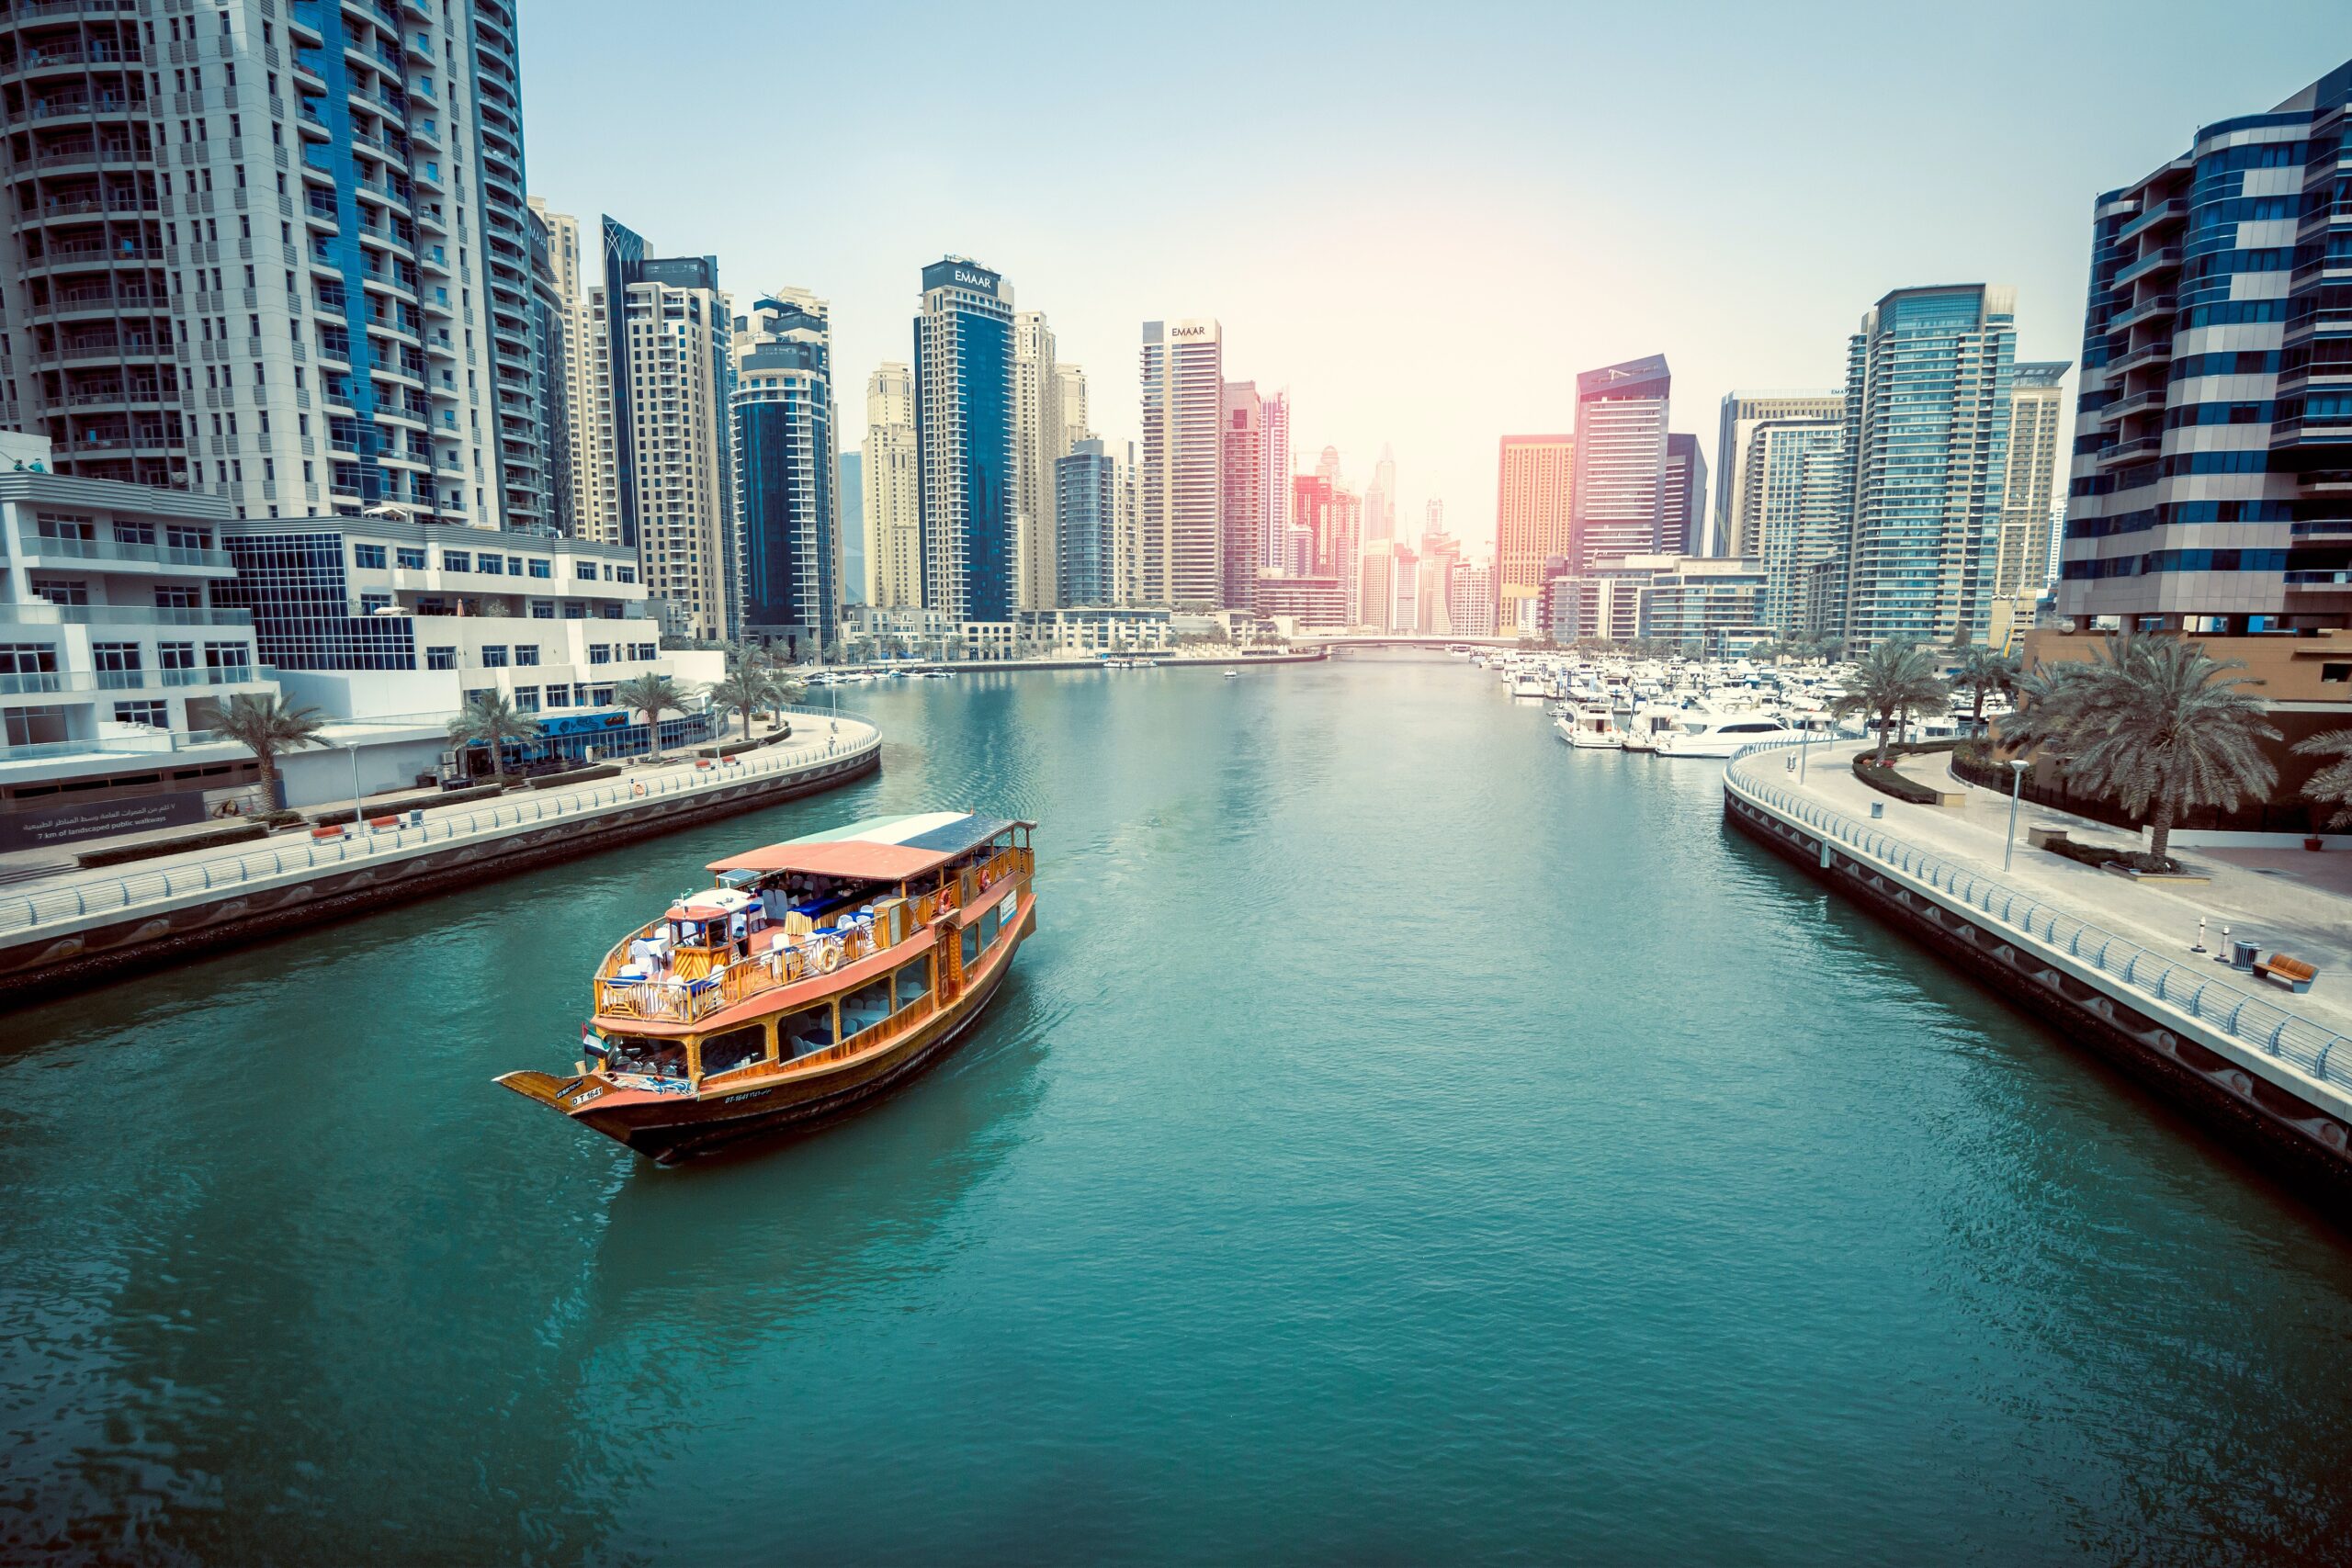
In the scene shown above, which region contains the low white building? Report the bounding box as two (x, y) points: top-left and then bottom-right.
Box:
(217, 513), (723, 801)
(1016, 606), (1171, 657)
(840, 604), (956, 663)
(0, 433), (277, 849)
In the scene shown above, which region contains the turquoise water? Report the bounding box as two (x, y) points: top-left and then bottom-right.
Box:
(6, 652), (2352, 1564)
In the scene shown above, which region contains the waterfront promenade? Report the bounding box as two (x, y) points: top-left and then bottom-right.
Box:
(0, 712), (879, 995)
(1775, 738), (2352, 1037)
(1726, 736), (2352, 1194)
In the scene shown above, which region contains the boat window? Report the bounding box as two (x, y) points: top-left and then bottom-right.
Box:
(960, 922), (979, 969)
(896, 957), (933, 1010)
(606, 1035), (686, 1079)
(699, 1024), (766, 1078)
(842, 976), (893, 1039)
(782, 1005), (836, 1060)
(978, 907), (1000, 950)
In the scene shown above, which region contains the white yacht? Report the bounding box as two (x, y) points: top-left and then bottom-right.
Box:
(1555, 705), (1624, 749)
(1620, 705), (1688, 754)
(1654, 714), (1804, 759)
(1510, 671), (1548, 699)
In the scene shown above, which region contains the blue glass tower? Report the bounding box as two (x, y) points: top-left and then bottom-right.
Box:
(732, 294), (838, 658)
(914, 258), (1015, 624)
(1057, 440), (1117, 605)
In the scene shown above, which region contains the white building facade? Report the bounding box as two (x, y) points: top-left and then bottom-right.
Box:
(1138, 317), (1223, 607)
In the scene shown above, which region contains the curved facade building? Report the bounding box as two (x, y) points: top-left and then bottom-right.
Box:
(0, 1), (551, 530)
(2061, 61), (2352, 632)
(0, 5), (178, 487)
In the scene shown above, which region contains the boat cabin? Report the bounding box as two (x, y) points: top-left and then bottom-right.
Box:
(583, 811), (1036, 1090)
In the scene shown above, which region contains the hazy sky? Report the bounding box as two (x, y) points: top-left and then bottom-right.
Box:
(519, 1), (2339, 556)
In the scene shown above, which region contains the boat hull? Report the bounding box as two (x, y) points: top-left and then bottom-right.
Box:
(501, 902), (1034, 1164)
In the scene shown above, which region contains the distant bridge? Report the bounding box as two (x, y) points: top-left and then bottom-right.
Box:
(1292, 635), (1523, 650)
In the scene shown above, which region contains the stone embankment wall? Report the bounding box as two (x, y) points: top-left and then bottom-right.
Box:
(1723, 743), (2352, 1212)
(0, 727), (881, 1000)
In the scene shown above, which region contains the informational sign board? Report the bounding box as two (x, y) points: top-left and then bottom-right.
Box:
(0, 789), (209, 851)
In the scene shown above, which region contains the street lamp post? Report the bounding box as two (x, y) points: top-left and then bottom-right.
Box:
(2004, 757), (2030, 872)
(1799, 723), (1812, 784)
(345, 740), (363, 826)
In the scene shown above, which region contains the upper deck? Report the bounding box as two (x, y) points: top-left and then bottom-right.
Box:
(590, 813), (1035, 1031)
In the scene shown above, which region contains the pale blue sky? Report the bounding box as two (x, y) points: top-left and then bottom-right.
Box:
(518, 0), (2342, 553)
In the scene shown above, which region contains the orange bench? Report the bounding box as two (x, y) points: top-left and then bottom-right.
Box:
(2254, 954), (2318, 994)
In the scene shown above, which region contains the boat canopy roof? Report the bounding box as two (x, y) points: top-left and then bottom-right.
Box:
(706, 811), (1031, 882)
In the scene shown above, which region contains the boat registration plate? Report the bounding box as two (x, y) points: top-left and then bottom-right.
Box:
(567, 1087), (604, 1108)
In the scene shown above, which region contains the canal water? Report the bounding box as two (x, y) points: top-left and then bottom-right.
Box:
(6, 652), (2352, 1564)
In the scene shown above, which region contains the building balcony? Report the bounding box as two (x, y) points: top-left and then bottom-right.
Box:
(0, 669), (87, 697)
(2118, 198), (2188, 243)
(17, 535), (231, 571)
(2100, 387), (2167, 423)
(2107, 294), (2178, 334)
(2112, 245), (2183, 289)
(2096, 435), (2166, 468)
(2109, 340), (2174, 377)
(159, 664), (263, 687)
(0, 603), (253, 629)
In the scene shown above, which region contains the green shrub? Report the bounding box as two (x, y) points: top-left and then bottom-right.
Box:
(1851, 756), (1942, 805)
(526, 763), (620, 790)
(76, 818), (267, 868)
(308, 781), (502, 827)
(2041, 835), (2176, 874)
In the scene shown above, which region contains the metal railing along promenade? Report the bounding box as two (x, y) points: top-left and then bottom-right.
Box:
(1725, 739), (2352, 1097)
(0, 708), (878, 937)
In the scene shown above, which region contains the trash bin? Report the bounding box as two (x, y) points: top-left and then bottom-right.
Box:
(2230, 938), (2259, 971)
(1870, 802), (1884, 819)
(408, 809), (424, 828)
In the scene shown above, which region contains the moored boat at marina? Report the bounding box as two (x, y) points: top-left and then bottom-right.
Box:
(496, 811), (1037, 1163)
(1555, 705), (1624, 749)
(1654, 714), (1804, 758)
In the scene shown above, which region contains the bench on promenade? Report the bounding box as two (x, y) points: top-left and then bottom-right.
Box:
(2255, 953), (2318, 994)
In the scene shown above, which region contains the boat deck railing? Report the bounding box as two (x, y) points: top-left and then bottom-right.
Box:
(1724, 738), (2352, 1100)
(594, 853), (1035, 1028)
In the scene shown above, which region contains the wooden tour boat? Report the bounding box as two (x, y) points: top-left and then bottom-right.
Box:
(497, 811), (1037, 1163)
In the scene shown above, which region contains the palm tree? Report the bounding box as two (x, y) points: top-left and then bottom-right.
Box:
(1951, 645), (2020, 736)
(217, 691), (328, 810)
(2292, 728), (2352, 830)
(703, 667), (782, 743)
(2005, 633), (2278, 870)
(1832, 638), (1950, 763)
(446, 691), (536, 784)
(616, 671), (684, 761)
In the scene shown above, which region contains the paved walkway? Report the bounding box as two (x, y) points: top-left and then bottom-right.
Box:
(0, 716), (879, 934)
(1768, 739), (2352, 1038)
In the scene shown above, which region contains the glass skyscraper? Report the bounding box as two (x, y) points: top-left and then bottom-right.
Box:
(732, 291), (837, 658)
(1056, 439), (1117, 606)
(1838, 286), (2017, 650)
(914, 257), (1015, 624)
(2061, 60), (2352, 634)
(1570, 355), (1671, 570)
